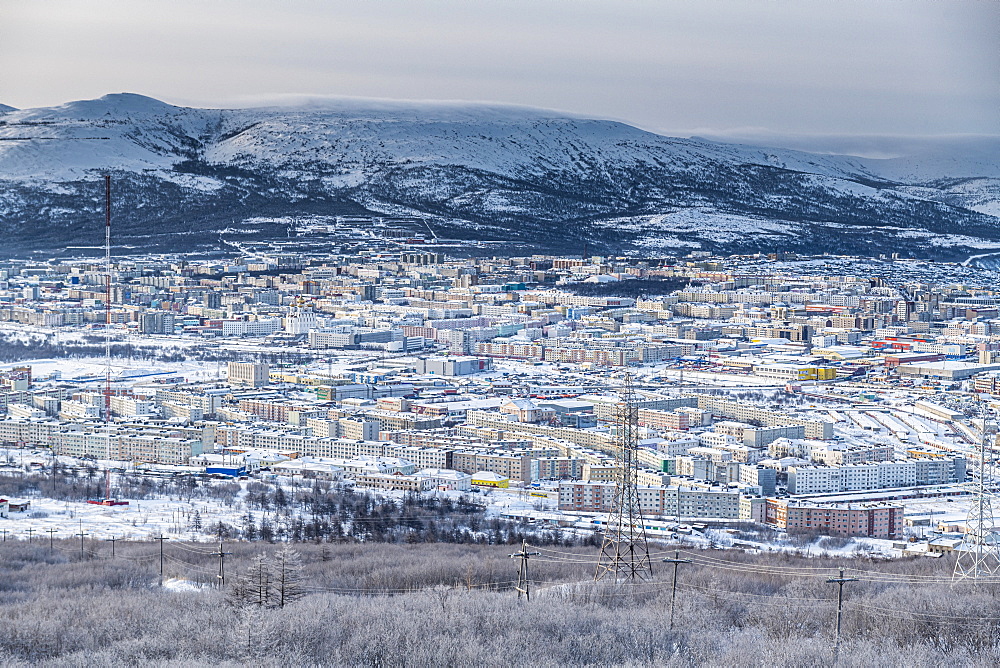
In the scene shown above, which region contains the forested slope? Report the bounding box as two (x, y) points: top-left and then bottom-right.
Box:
(0, 540), (995, 666)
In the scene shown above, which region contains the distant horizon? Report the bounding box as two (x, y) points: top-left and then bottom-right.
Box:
(3, 1), (996, 145)
(3, 90), (999, 161)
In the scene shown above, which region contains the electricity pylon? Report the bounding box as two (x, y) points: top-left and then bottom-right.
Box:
(595, 375), (653, 582)
(953, 399), (1000, 581)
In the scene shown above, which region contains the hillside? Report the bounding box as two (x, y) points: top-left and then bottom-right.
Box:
(0, 539), (996, 666)
(1, 93), (998, 259)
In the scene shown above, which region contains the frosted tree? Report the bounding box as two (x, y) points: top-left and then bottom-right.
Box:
(272, 543), (304, 608)
(228, 553), (273, 609)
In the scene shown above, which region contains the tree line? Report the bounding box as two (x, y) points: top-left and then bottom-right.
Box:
(0, 467), (591, 548)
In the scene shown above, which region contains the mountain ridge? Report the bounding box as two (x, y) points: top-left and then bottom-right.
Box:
(0, 93), (998, 259)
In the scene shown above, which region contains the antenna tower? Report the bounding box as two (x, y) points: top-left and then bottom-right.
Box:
(953, 396), (1000, 581)
(595, 374), (653, 582)
(103, 175), (112, 424)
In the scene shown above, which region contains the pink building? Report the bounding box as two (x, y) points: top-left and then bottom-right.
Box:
(766, 499), (902, 538)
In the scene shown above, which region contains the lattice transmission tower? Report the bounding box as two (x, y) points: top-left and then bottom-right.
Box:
(953, 398), (1000, 582)
(595, 375), (653, 582)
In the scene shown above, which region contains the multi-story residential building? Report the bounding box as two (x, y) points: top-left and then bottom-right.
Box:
(355, 472), (435, 492)
(110, 395), (156, 418)
(787, 457), (966, 494)
(765, 499), (902, 538)
(159, 401), (203, 423)
(557, 481), (741, 519)
(811, 443), (894, 466)
(738, 465), (777, 496)
(138, 311), (175, 334)
(532, 456), (584, 480)
(696, 396), (833, 439)
(637, 408), (689, 431)
(227, 362), (270, 388)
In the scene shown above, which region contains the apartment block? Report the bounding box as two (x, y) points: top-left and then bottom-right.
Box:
(765, 499), (902, 538)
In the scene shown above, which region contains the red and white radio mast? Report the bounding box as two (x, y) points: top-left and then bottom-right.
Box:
(104, 175), (112, 423)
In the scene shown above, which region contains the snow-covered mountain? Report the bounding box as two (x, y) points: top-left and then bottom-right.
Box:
(1, 93), (998, 259)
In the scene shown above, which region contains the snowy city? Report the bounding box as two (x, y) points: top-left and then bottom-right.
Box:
(2, 1), (998, 665)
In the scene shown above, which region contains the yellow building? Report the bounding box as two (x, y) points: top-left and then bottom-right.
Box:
(471, 471), (510, 488)
(754, 364), (837, 381)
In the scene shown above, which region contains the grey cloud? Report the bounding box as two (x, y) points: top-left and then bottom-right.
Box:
(0, 0), (996, 139)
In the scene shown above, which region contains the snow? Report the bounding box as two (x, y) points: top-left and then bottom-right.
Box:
(162, 578), (207, 592)
(2, 484), (236, 542)
(51, 93), (182, 119)
(856, 137), (1000, 182)
(153, 170), (226, 192)
(596, 209), (799, 246)
(0, 94), (996, 260)
(2, 93), (996, 208)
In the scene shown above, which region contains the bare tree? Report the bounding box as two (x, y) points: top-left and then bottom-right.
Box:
(228, 552), (273, 609)
(272, 543), (304, 608)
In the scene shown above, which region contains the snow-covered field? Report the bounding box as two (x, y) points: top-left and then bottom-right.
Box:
(3, 493), (225, 542)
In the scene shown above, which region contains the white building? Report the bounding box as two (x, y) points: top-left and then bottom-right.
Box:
(285, 310), (321, 335)
(228, 362), (270, 388)
(222, 318), (281, 337)
(110, 395), (156, 418)
(788, 457), (962, 494)
(413, 468), (473, 491)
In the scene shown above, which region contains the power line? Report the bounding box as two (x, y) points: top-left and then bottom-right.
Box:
(509, 540), (541, 601)
(953, 397), (1000, 581)
(679, 550), (994, 583)
(8, 531), (1000, 632)
(827, 567), (858, 662)
(853, 601), (1000, 624)
(595, 374), (653, 583)
(163, 553), (217, 575)
(105, 535), (118, 558)
(170, 541), (221, 555)
(662, 550), (691, 630)
(212, 541), (233, 588)
(75, 520), (89, 558)
(678, 550), (836, 572)
(677, 582), (829, 605)
(152, 535), (169, 586)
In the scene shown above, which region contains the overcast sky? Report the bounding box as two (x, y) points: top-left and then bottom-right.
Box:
(2, 0), (997, 146)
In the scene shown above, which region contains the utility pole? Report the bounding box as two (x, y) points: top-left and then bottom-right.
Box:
(1, 529), (7, 542)
(105, 535), (118, 558)
(662, 550), (692, 630)
(826, 567), (857, 662)
(51, 445), (58, 493)
(46, 528), (57, 553)
(75, 520), (89, 558)
(153, 535), (169, 586)
(25, 527), (35, 543)
(508, 539), (540, 601)
(213, 541), (232, 588)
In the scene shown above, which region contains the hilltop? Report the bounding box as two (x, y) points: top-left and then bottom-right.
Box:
(0, 93), (998, 259)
